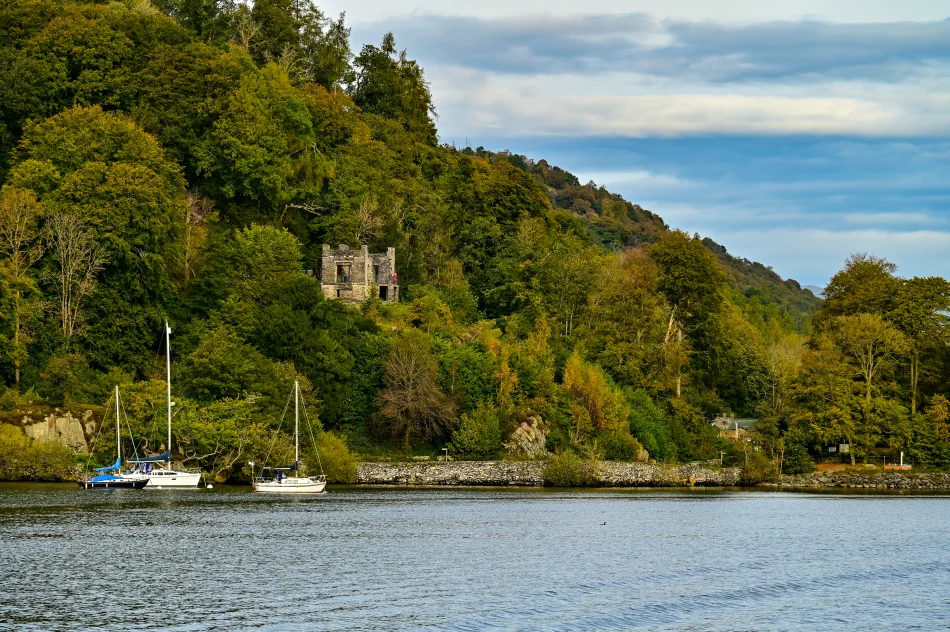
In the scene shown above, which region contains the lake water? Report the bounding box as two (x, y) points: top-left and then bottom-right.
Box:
(1, 484), (949, 631)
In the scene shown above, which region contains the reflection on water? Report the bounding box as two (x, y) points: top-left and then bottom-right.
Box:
(1, 484), (949, 631)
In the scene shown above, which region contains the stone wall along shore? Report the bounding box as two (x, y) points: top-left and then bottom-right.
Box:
(357, 461), (545, 486)
(595, 461), (741, 487)
(356, 460), (741, 487)
(776, 471), (950, 490)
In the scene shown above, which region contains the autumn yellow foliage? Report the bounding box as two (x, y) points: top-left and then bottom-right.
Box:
(562, 351), (629, 435)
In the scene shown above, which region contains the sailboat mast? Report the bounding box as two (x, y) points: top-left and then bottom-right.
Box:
(115, 385), (121, 465)
(166, 321), (172, 468)
(294, 380), (299, 465)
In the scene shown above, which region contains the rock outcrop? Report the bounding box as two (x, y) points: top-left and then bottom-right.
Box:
(504, 416), (548, 458)
(20, 411), (95, 452)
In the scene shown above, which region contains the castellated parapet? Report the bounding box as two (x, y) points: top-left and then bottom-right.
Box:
(320, 244), (399, 303)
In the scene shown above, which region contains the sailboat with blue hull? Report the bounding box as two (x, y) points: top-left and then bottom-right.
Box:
(78, 386), (148, 490)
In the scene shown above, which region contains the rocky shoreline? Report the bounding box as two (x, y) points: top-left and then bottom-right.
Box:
(356, 461), (950, 490)
(773, 470), (950, 490)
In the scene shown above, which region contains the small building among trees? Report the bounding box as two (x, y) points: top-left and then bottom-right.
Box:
(320, 244), (399, 303)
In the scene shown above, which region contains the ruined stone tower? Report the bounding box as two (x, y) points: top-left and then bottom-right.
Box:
(320, 244), (399, 303)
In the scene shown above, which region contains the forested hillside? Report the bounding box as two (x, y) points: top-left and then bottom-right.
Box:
(1, 0), (948, 482)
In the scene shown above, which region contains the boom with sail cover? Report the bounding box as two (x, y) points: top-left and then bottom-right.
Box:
(94, 458), (122, 472)
(127, 451), (171, 463)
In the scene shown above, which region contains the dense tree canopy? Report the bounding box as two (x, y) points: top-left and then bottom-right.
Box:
(0, 0), (945, 481)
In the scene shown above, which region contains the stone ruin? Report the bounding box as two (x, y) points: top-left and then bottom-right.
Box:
(319, 244), (399, 304)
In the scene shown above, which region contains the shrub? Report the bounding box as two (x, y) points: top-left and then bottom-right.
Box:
(543, 450), (598, 487)
(0, 389), (18, 412)
(599, 431), (648, 462)
(782, 441), (815, 475)
(30, 439), (76, 481)
(313, 431), (359, 483)
(450, 404), (502, 459)
(739, 449), (779, 485)
(0, 425), (76, 481)
(625, 388), (673, 461)
(0, 425), (30, 479)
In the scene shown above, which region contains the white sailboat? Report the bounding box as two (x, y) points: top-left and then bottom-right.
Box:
(252, 380), (326, 494)
(125, 321), (202, 488)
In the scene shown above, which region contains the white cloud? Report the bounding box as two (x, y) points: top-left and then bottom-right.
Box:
(339, 6), (950, 283)
(347, 12), (950, 139)
(327, 0), (950, 24)
(430, 66), (946, 139)
(841, 212), (939, 226)
(580, 169), (692, 188)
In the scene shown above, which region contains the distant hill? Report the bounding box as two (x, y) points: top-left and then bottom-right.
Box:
(701, 238), (821, 336)
(469, 147), (822, 334)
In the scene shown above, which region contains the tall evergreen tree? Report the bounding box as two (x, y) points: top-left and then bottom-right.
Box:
(351, 33), (437, 144)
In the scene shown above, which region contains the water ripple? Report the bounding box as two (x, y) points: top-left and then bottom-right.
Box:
(2, 484), (949, 631)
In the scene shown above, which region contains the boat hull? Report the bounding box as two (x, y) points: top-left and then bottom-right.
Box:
(125, 470), (203, 488)
(253, 477), (326, 494)
(77, 479), (149, 490)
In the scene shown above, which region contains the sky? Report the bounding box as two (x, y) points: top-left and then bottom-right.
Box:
(321, 0), (950, 287)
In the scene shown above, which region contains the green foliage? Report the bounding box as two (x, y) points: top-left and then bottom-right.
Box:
(311, 430), (358, 483)
(704, 237), (819, 338)
(668, 396), (720, 461)
(818, 254), (900, 325)
(233, 224), (305, 302)
(626, 389), (675, 462)
(39, 354), (94, 406)
(251, 0), (302, 62)
(250, 276), (377, 425)
(154, 0), (238, 45)
(0, 0), (945, 480)
(10, 105), (185, 370)
(181, 325), (281, 404)
(782, 440), (815, 475)
(175, 396), (271, 482)
(599, 431), (647, 462)
(205, 64), (316, 217)
(351, 33), (436, 144)
(542, 450), (597, 487)
(0, 424), (75, 481)
(738, 448), (778, 485)
(649, 230), (726, 334)
(562, 351), (629, 435)
(434, 338), (497, 414)
(449, 403), (502, 460)
(581, 251), (667, 391)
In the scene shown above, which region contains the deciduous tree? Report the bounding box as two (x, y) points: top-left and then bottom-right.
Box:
(46, 212), (106, 345)
(890, 277), (950, 414)
(0, 187), (45, 383)
(378, 331), (455, 446)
